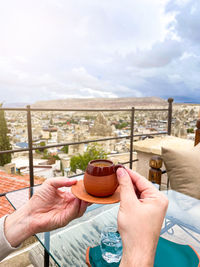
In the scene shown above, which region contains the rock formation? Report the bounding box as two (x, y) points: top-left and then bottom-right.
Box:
(90, 113), (113, 136)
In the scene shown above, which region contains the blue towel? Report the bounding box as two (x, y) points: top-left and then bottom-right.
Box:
(88, 237), (199, 267)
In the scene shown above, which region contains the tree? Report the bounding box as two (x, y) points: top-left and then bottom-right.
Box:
(115, 122), (129, 129)
(61, 145), (69, 154)
(36, 141), (47, 153)
(0, 104), (11, 166)
(50, 117), (53, 125)
(70, 143), (107, 173)
(187, 128), (194, 133)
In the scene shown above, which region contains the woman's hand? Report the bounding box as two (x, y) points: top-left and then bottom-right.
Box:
(5, 178), (88, 247)
(28, 178), (88, 233)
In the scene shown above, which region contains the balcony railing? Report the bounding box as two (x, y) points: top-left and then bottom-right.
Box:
(0, 98), (173, 196)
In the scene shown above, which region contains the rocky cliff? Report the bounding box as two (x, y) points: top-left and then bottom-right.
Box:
(32, 97), (168, 109)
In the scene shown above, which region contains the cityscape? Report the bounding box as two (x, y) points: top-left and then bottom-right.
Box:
(1, 98), (199, 181)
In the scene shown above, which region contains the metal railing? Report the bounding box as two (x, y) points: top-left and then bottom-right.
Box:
(0, 98), (173, 195)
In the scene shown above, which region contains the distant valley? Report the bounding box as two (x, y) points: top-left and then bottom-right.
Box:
(31, 97), (168, 109)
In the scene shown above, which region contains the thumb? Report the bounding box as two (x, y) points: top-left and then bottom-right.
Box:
(117, 168), (138, 204)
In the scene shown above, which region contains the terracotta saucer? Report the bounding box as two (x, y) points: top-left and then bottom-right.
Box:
(71, 180), (120, 204)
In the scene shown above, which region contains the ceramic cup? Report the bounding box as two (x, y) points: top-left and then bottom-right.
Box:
(83, 159), (123, 197)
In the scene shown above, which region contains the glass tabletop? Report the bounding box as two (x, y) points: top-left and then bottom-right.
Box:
(6, 182), (200, 267)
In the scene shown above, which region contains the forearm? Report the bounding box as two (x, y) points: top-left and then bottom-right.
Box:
(4, 204), (33, 247)
(120, 249), (155, 267)
(120, 240), (157, 267)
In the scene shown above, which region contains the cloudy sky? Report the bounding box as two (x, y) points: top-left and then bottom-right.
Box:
(0, 0), (200, 104)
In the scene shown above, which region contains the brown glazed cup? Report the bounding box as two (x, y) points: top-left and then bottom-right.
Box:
(83, 159), (123, 197)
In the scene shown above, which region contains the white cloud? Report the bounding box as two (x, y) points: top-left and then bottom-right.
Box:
(80, 88), (117, 98)
(125, 39), (183, 68)
(0, 0), (200, 103)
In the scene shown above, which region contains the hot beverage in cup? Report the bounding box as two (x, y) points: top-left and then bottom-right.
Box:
(91, 161), (112, 167)
(83, 159), (123, 197)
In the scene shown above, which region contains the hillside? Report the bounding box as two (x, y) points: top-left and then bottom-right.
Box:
(32, 97), (168, 109)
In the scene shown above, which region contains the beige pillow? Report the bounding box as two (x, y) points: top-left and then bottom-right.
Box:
(162, 143), (200, 199)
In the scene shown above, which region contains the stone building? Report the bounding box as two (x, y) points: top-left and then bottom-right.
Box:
(68, 133), (85, 155)
(41, 127), (58, 142)
(172, 119), (187, 138)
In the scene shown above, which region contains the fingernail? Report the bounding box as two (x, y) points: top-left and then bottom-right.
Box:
(117, 168), (127, 178)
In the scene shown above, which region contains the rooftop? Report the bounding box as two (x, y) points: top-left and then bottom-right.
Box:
(0, 170), (45, 217)
(134, 136), (194, 155)
(15, 142), (29, 148)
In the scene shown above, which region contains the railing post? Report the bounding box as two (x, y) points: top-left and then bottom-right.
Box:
(149, 156), (163, 190)
(130, 107), (135, 169)
(27, 105), (34, 196)
(195, 119), (200, 146)
(167, 98), (173, 135)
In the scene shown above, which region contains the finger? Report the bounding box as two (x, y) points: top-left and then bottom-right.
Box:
(117, 168), (138, 203)
(77, 200), (88, 217)
(65, 191), (77, 201)
(125, 169), (158, 196)
(47, 178), (77, 189)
